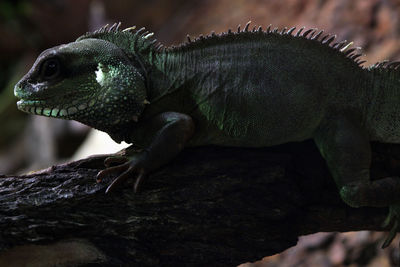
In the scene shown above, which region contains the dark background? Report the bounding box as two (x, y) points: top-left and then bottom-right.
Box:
(1, 0), (400, 266)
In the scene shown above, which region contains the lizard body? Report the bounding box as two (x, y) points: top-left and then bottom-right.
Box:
(14, 22), (400, 247)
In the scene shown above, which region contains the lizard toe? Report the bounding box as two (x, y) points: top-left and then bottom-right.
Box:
(104, 156), (129, 167)
(105, 167), (146, 194)
(96, 162), (130, 182)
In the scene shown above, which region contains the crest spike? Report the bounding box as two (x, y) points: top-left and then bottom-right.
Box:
(286, 27), (296, 35)
(302, 28), (314, 38)
(333, 40), (347, 50)
(122, 26), (137, 32)
(323, 35), (336, 45)
(340, 41), (353, 52)
(344, 48), (357, 55)
(99, 24), (109, 33)
(135, 27), (146, 37)
(320, 34), (329, 43)
(115, 22), (122, 32)
(295, 27), (305, 37)
(351, 54), (362, 60)
(143, 32), (154, 39)
(140, 30), (149, 37)
(309, 30), (317, 38)
(244, 21), (251, 32)
(311, 30), (323, 40)
(108, 23), (118, 32)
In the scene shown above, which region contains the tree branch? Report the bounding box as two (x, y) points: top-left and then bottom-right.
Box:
(0, 141), (397, 266)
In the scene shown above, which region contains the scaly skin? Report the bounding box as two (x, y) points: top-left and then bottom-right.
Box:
(14, 22), (400, 247)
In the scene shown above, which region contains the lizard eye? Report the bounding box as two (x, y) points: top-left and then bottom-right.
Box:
(41, 58), (60, 80)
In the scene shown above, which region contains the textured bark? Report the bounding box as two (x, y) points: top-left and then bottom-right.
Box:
(0, 141), (398, 266)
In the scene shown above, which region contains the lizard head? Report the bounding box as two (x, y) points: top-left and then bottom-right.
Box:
(14, 37), (148, 133)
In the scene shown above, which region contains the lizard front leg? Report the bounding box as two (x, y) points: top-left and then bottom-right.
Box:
(314, 114), (400, 248)
(96, 112), (194, 193)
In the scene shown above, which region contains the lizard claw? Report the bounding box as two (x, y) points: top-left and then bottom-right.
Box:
(96, 161), (129, 182)
(96, 155), (148, 194)
(105, 167), (146, 193)
(381, 204), (400, 248)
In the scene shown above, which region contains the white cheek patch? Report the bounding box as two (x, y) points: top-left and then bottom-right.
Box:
(95, 63), (105, 86)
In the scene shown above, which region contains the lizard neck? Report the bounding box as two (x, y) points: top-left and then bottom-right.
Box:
(366, 68), (400, 142)
(150, 50), (188, 97)
(141, 48), (196, 115)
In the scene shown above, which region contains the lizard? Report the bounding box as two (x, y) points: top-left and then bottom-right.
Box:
(13, 21), (400, 248)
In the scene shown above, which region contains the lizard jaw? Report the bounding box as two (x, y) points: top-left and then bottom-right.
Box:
(16, 99), (77, 118)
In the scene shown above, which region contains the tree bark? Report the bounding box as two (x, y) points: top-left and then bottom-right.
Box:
(0, 140), (398, 266)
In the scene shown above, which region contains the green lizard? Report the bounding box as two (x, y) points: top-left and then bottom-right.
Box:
(14, 22), (400, 247)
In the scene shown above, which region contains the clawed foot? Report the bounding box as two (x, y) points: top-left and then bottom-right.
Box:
(96, 154), (148, 194)
(381, 204), (400, 248)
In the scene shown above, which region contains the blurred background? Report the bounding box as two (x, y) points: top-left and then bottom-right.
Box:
(1, 0), (400, 266)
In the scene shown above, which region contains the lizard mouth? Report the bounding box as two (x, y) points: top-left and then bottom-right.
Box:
(17, 99), (74, 117)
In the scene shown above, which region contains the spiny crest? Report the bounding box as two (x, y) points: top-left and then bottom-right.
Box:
(79, 22), (400, 71)
(77, 22), (160, 54)
(180, 21), (366, 67)
(369, 60), (400, 71)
